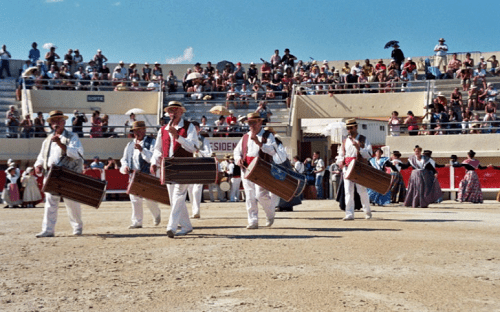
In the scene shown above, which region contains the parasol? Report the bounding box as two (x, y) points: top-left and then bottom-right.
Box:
(216, 60), (235, 73)
(186, 72), (203, 81)
(125, 108), (145, 115)
(209, 105), (230, 116)
(384, 40), (400, 49)
(22, 67), (39, 78)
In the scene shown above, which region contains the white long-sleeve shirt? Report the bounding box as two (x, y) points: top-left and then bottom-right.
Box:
(120, 137), (156, 174)
(233, 128), (277, 165)
(336, 134), (372, 167)
(151, 119), (198, 166)
(34, 130), (84, 170)
(194, 135), (212, 158)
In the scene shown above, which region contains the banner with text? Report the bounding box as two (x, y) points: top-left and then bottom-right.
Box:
(206, 137), (241, 154)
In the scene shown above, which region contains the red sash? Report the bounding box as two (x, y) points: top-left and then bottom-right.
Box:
(161, 120), (192, 157)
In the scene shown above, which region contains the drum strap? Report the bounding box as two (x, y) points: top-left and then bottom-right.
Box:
(342, 134), (366, 165)
(242, 130), (271, 166)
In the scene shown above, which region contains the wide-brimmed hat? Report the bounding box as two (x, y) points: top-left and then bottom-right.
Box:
(246, 112), (263, 122)
(392, 151), (402, 157)
(119, 60), (124, 64)
(131, 121), (146, 130)
(437, 92), (445, 98)
(439, 38), (445, 42)
(345, 118), (357, 127)
(237, 115), (247, 123)
(264, 126), (276, 135)
(130, 63), (136, 67)
(164, 101), (186, 113)
(47, 110), (68, 123)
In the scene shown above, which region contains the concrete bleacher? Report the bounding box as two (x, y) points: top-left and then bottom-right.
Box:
(0, 79), (18, 138)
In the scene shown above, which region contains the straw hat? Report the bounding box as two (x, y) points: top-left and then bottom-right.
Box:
(264, 126), (276, 135)
(237, 115), (247, 123)
(131, 121), (146, 130)
(345, 118), (357, 127)
(246, 112), (263, 121)
(164, 101), (186, 113)
(47, 110), (68, 123)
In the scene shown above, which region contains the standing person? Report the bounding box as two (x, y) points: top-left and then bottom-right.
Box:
(403, 145), (442, 208)
(29, 42), (40, 66)
(293, 155), (304, 174)
(90, 110), (102, 138)
(447, 150), (486, 203)
(391, 43), (405, 73)
(2, 166), (22, 208)
(187, 121), (213, 218)
(0, 45), (12, 79)
(6, 105), (19, 138)
(366, 148), (394, 206)
(388, 151), (407, 203)
(433, 38), (448, 73)
(34, 112), (47, 138)
(336, 119), (373, 220)
(404, 111), (418, 136)
(120, 121), (161, 228)
(312, 151), (325, 199)
(227, 156), (241, 202)
(19, 114), (34, 138)
(233, 112), (277, 229)
(71, 110), (87, 137)
(21, 167), (42, 208)
(44, 46), (59, 67)
(388, 111), (401, 136)
(34, 110), (85, 237)
(151, 101), (197, 238)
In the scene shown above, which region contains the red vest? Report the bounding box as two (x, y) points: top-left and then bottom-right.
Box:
(161, 120), (193, 157)
(241, 130), (271, 166)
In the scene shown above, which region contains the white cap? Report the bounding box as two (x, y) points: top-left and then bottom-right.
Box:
(145, 62), (149, 65)
(407, 57), (412, 60)
(97, 49), (102, 52)
(119, 60), (124, 64)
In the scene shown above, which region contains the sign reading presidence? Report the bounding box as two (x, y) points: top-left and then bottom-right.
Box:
(206, 137), (240, 153)
(87, 95), (105, 102)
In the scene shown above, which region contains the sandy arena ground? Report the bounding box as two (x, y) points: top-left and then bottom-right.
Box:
(0, 198), (499, 312)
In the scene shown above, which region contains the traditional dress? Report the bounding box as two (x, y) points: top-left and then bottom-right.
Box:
(227, 161), (241, 202)
(34, 129), (84, 235)
(336, 134), (373, 219)
(187, 134), (213, 217)
(366, 157), (392, 206)
(403, 155), (442, 208)
(2, 172), (22, 207)
(21, 174), (42, 203)
(233, 128), (277, 228)
(120, 136), (161, 227)
(454, 159), (485, 203)
(389, 159), (407, 203)
(152, 119), (197, 236)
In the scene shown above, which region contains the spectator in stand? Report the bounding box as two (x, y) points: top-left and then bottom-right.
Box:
(255, 100), (272, 124)
(252, 82), (262, 101)
(362, 59), (375, 82)
(226, 85), (237, 108)
(261, 61), (271, 78)
(433, 38), (448, 73)
(486, 83), (498, 102)
(457, 64), (472, 91)
(265, 85), (276, 100)
(295, 60), (305, 73)
(487, 55), (499, 76)
(104, 158), (119, 170)
(63, 49), (73, 70)
(233, 62), (246, 85)
(165, 70), (177, 92)
(270, 49), (281, 68)
(345, 70), (359, 92)
(112, 67), (126, 85)
(239, 83), (250, 107)
(101, 63), (111, 81)
(404, 110), (418, 136)
(19, 114), (34, 138)
(128, 63), (136, 77)
(90, 110), (102, 138)
(270, 73), (282, 91)
(470, 113), (482, 134)
(193, 62), (202, 73)
(72, 110), (87, 138)
(375, 59), (387, 93)
(214, 115), (227, 137)
(190, 81), (203, 100)
(468, 86), (480, 110)
(0, 45), (12, 79)
(447, 53), (462, 78)
(226, 111), (237, 126)
(482, 102), (496, 133)
(261, 72), (271, 86)
(388, 111), (401, 136)
(205, 61), (215, 77)
(321, 60), (330, 74)
(5, 105), (19, 138)
(101, 114), (109, 137)
(114, 61), (127, 76)
(44, 46), (60, 67)
(93, 49), (108, 72)
(142, 62), (151, 81)
(385, 69), (399, 92)
(358, 71), (370, 93)
(282, 48), (297, 71)
(463, 52), (474, 75)
(200, 115), (210, 133)
(73, 49), (83, 69)
(341, 62), (350, 81)
(245, 62), (257, 85)
(387, 60), (399, 75)
(351, 61), (362, 75)
(478, 56), (487, 69)
(129, 67), (141, 81)
(403, 57), (418, 81)
(450, 87), (463, 107)
(29, 42), (40, 66)
(474, 63), (487, 78)
(150, 62), (161, 80)
(182, 68), (193, 91)
(34, 111), (46, 138)
(391, 43), (405, 71)
(86, 60), (97, 76)
(90, 156), (104, 169)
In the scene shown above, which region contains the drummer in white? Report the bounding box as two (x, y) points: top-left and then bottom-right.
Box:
(120, 121), (161, 229)
(233, 112), (277, 229)
(34, 110), (85, 237)
(336, 118), (373, 220)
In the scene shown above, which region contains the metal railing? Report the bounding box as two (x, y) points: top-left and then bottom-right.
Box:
(387, 120), (500, 136)
(21, 77), (161, 92)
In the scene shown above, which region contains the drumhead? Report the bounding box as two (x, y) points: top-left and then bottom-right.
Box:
(220, 181), (230, 192)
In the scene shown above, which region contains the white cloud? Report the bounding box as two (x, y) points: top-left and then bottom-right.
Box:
(46, 0), (64, 3)
(112, 2), (121, 6)
(42, 43), (57, 50)
(166, 47), (195, 64)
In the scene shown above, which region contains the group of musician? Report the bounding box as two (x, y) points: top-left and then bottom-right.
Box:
(29, 104), (497, 238)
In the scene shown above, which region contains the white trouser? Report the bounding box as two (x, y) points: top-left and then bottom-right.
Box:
(166, 184), (192, 233)
(208, 183), (216, 202)
(129, 194), (161, 226)
(270, 192), (280, 208)
(343, 178), (371, 218)
(187, 184), (203, 216)
(42, 192), (82, 234)
(241, 177), (275, 226)
(230, 177), (241, 201)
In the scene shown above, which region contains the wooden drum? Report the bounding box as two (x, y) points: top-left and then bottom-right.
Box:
(127, 171), (170, 205)
(42, 165), (107, 209)
(161, 157), (218, 185)
(244, 157), (306, 202)
(345, 159), (391, 194)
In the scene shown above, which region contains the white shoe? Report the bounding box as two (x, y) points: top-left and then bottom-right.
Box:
(36, 231), (54, 238)
(365, 212), (372, 219)
(246, 224), (258, 229)
(191, 214), (200, 219)
(73, 229), (83, 236)
(265, 218), (274, 227)
(176, 228), (193, 236)
(154, 217), (161, 226)
(342, 216), (354, 221)
(128, 224), (142, 229)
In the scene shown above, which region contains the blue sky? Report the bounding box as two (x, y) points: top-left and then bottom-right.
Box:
(2, 0), (499, 65)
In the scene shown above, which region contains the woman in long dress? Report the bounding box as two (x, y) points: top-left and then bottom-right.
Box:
(2, 167), (22, 208)
(446, 150), (485, 203)
(367, 148), (394, 206)
(404, 145), (443, 208)
(389, 151), (407, 203)
(21, 167), (42, 208)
